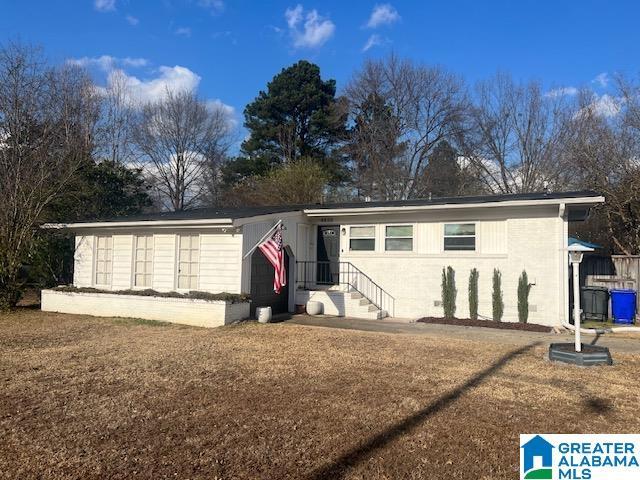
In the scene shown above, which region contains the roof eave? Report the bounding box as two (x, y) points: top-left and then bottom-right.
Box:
(303, 196), (605, 217)
(42, 218), (235, 230)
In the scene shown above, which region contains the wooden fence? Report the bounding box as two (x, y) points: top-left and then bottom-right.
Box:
(585, 255), (640, 319)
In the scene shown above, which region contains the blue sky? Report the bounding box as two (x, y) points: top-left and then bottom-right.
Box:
(2, 0), (637, 130)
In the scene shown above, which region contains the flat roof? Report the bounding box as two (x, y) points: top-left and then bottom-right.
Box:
(45, 190), (603, 228)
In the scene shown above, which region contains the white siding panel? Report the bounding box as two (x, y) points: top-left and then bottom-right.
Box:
(73, 235), (94, 287)
(112, 235), (134, 290)
(152, 234), (176, 291)
(199, 233), (242, 293)
(480, 221), (506, 254)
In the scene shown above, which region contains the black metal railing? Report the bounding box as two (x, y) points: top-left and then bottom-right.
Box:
(296, 261), (395, 317)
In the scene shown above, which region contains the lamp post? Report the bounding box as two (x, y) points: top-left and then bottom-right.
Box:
(568, 243), (594, 352)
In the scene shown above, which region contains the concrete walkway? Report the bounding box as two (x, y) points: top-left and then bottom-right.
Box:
(288, 315), (640, 354)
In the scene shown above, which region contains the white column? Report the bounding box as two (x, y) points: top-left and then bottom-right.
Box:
(572, 260), (581, 352)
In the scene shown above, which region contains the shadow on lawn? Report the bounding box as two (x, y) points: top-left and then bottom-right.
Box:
(307, 341), (543, 480)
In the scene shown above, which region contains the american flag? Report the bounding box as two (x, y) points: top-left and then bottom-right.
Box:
(258, 225), (286, 294)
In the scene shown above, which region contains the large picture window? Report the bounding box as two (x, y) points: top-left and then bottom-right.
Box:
(178, 234), (199, 289)
(94, 235), (113, 286)
(134, 235), (153, 287)
(385, 225), (413, 251)
(349, 226), (375, 251)
(444, 224), (476, 251)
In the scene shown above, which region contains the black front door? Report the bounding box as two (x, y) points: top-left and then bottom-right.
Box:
(317, 225), (339, 285)
(250, 250), (289, 318)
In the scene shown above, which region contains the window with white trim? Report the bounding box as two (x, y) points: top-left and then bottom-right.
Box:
(349, 226), (375, 251)
(94, 235), (113, 285)
(385, 225), (413, 251)
(133, 235), (153, 287)
(177, 234), (199, 290)
(444, 223), (476, 251)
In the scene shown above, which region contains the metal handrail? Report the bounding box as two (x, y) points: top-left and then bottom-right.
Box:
(295, 261), (395, 317)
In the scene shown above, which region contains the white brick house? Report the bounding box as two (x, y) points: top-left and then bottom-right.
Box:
(42, 191), (603, 327)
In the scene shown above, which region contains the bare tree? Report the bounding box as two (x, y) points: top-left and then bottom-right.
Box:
(0, 42), (99, 307)
(134, 90), (232, 211)
(565, 84), (640, 254)
(459, 73), (574, 194)
(346, 54), (468, 200)
(97, 69), (136, 164)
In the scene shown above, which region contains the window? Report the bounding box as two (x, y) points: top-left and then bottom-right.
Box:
(349, 226), (375, 251)
(385, 225), (413, 251)
(134, 235), (153, 287)
(444, 223), (476, 251)
(94, 236), (113, 285)
(177, 234), (199, 290)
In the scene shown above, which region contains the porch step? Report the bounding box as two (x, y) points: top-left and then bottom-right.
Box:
(297, 289), (388, 320)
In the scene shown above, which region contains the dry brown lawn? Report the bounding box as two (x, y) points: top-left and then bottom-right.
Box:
(1, 310), (639, 480)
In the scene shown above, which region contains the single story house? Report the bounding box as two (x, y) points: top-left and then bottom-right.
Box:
(42, 191), (604, 327)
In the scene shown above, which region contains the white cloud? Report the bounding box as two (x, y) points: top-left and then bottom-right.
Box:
(362, 34), (383, 52)
(206, 99), (238, 130)
(198, 0), (224, 13)
(284, 4), (335, 48)
(94, 0), (116, 12)
(366, 4), (400, 28)
(175, 27), (192, 37)
(126, 15), (139, 26)
(544, 86), (578, 98)
(593, 72), (609, 88)
(589, 94), (621, 117)
(575, 94), (622, 119)
(110, 66), (201, 104)
(68, 55), (149, 71)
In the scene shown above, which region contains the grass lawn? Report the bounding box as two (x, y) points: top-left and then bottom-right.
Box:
(1, 310), (639, 479)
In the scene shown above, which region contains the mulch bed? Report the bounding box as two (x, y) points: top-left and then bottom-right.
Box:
(417, 316), (553, 332)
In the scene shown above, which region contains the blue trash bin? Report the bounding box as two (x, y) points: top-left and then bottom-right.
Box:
(610, 289), (636, 324)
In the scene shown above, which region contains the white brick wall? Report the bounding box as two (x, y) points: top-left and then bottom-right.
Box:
(338, 207), (564, 325)
(41, 290), (249, 327)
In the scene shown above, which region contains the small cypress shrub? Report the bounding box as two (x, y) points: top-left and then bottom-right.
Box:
(517, 270), (532, 323)
(492, 268), (504, 322)
(441, 266), (457, 318)
(468, 268), (479, 320)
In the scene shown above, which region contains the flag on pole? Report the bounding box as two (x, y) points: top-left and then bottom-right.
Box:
(258, 225), (286, 294)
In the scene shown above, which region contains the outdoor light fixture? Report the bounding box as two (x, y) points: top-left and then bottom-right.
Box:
(567, 243), (595, 352)
(341, 227), (346, 235)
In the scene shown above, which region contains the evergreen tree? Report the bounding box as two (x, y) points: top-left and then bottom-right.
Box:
(423, 140), (461, 197)
(345, 92), (406, 200)
(441, 266), (457, 318)
(517, 270), (532, 323)
(492, 269), (504, 322)
(468, 268), (479, 320)
(227, 60), (348, 184)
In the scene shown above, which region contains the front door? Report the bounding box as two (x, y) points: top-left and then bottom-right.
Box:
(250, 249), (290, 318)
(317, 225), (339, 285)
